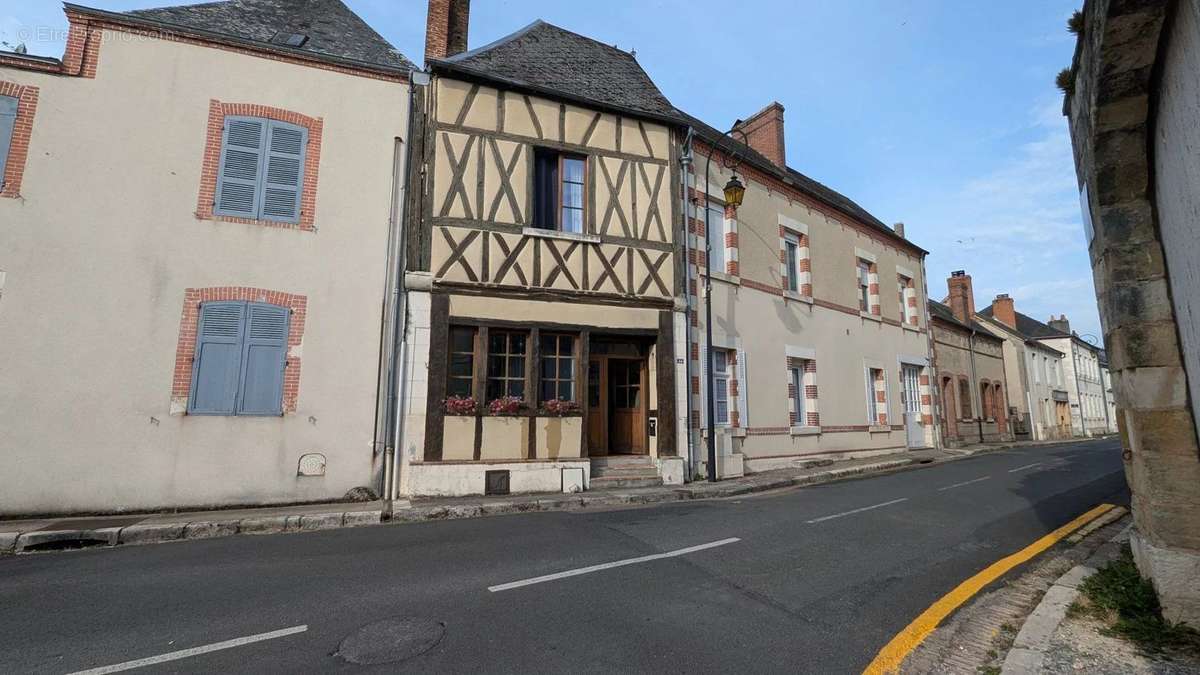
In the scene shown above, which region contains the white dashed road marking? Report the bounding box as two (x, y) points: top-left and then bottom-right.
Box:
(805, 498), (909, 524)
(70, 625), (308, 674)
(488, 538), (741, 592)
(937, 476), (991, 491)
(1008, 462), (1043, 473)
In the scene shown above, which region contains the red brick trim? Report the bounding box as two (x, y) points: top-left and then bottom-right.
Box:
(171, 287), (308, 413)
(196, 100), (324, 232)
(0, 81), (38, 198)
(62, 14), (103, 78)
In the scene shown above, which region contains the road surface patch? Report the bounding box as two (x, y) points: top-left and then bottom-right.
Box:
(69, 625), (307, 674)
(861, 503), (1116, 675)
(335, 618), (445, 665)
(487, 537), (740, 592)
(805, 498), (909, 524)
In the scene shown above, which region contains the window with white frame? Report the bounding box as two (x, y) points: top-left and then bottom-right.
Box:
(897, 274), (915, 324)
(784, 233), (801, 293)
(789, 363), (805, 424)
(713, 348), (731, 425)
(857, 260), (872, 312)
(866, 367), (885, 424)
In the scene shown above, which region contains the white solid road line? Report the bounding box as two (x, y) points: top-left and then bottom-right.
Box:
(937, 476), (991, 491)
(69, 625), (308, 675)
(488, 537), (741, 592)
(805, 498), (909, 524)
(1008, 462), (1043, 473)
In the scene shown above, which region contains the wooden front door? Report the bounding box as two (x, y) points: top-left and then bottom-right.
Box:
(587, 358), (606, 455)
(608, 358), (646, 454)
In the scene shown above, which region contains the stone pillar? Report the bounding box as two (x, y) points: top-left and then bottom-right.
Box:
(1064, 0), (1200, 624)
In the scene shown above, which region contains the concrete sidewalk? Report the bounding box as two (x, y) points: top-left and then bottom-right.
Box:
(0, 438), (1075, 554)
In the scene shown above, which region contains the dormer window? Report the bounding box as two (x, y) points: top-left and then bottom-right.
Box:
(533, 148), (586, 233)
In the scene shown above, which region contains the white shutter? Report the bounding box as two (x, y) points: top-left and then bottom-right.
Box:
(699, 345), (709, 429)
(864, 367), (874, 424)
(736, 348), (749, 427)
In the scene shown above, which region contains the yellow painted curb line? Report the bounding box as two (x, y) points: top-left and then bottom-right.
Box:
(862, 502), (1116, 675)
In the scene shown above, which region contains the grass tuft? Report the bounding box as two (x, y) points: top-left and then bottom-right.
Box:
(1068, 10), (1084, 35)
(1075, 546), (1200, 655)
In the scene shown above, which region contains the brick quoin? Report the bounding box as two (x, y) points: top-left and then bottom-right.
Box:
(195, 100), (324, 232)
(171, 287), (308, 413)
(0, 80), (39, 198)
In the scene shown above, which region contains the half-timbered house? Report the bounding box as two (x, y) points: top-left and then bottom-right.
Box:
(397, 4), (688, 496)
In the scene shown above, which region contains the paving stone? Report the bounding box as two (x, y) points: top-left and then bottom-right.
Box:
(0, 531), (21, 553)
(238, 516), (289, 534)
(343, 511), (381, 527)
(118, 523), (185, 545)
(298, 513), (344, 531)
(183, 521), (239, 540)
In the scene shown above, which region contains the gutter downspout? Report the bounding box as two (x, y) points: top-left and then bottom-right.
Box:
(680, 127), (695, 477)
(968, 329), (983, 444)
(387, 73), (425, 504)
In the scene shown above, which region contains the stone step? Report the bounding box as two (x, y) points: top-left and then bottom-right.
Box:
(588, 476), (664, 490)
(590, 465), (661, 478)
(590, 455), (655, 466)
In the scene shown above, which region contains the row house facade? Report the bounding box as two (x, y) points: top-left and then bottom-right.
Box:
(395, 13), (689, 496)
(1023, 315), (1112, 437)
(928, 272), (1012, 447)
(976, 294), (1072, 441)
(682, 106), (935, 476)
(0, 0), (413, 515)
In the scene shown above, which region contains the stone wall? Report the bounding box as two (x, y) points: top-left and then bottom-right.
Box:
(1065, 0), (1200, 624)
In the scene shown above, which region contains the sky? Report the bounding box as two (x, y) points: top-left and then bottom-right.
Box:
(1, 0), (1101, 340)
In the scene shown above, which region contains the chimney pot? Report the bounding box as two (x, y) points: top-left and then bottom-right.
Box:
(731, 101), (786, 167)
(893, 222), (905, 238)
(425, 0), (470, 61)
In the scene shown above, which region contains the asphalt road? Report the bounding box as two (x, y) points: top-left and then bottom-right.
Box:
(0, 438), (1127, 674)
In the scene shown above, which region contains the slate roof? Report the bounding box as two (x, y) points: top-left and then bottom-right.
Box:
(929, 300), (1002, 338)
(430, 20), (678, 122)
(977, 306), (1071, 340)
(677, 109), (927, 255)
(67, 0), (414, 73)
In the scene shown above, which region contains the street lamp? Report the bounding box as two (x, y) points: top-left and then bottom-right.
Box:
(702, 129), (748, 482)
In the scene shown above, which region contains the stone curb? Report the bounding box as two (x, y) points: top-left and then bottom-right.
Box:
(0, 438), (1078, 555)
(1000, 509), (1130, 675)
(0, 510), (383, 554)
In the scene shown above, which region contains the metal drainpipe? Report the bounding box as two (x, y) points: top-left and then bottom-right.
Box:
(968, 330), (984, 444)
(679, 128), (695, 477)
(388, 73), (426, 502)
(376, 136), (405, 504)
(379, 75), (421, 505)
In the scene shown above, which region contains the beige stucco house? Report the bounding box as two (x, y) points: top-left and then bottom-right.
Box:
(679, 105), (936, 476)
(928, 272), (1012, 447)
(394, 4), (688, 497)
(0, 0), (413, 515)
(976, 294), (1072, 441)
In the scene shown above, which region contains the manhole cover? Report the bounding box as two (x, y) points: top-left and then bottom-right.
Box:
(335, 617), (444, 665)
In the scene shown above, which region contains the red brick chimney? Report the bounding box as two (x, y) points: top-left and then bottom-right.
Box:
(947, 270), (975, 324)
(991, 294), (1016, 329)
(733, 102), (786, 168)
(426, 0), (470, 61)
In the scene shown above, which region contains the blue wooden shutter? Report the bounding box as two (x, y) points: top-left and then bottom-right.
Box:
(189, 301), (246, 414)
(237, 302), (289, 415)
(0, 95), (17, 188)
(259, 121), (307, 223)
(214, 116), (266, 218)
